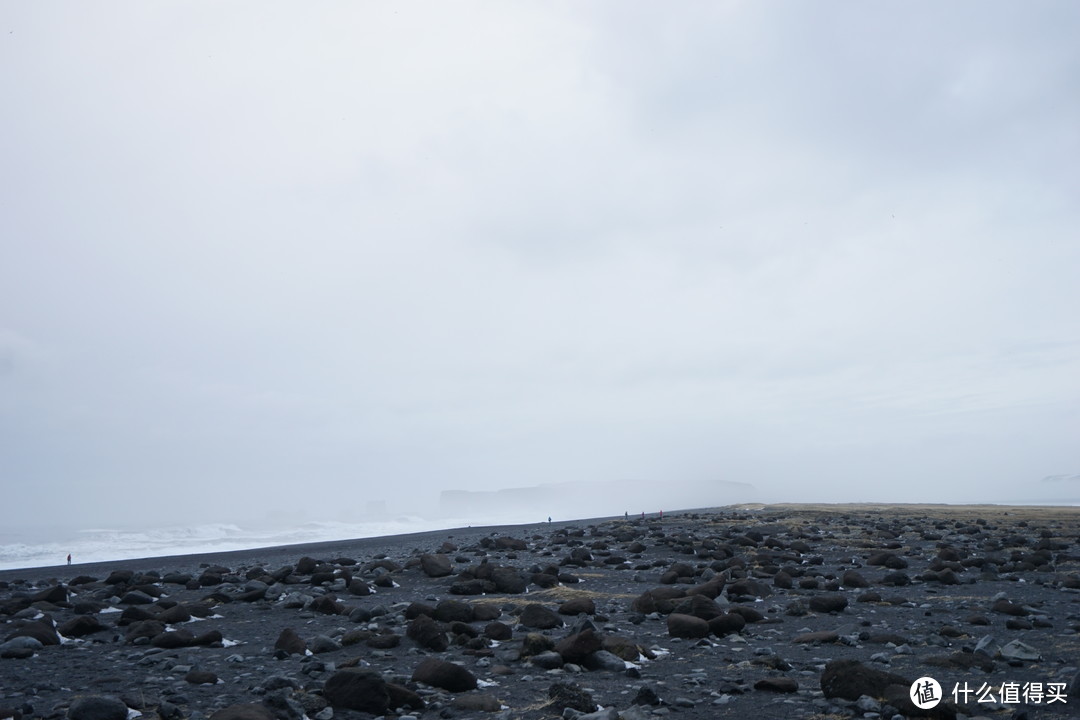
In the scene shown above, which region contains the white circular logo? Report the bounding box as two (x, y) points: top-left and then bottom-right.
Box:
(910, 676), (942, 709)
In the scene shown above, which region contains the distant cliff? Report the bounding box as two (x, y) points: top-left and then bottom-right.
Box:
(439, 478), (756, 520)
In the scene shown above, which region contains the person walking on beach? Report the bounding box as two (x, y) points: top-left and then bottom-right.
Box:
(66, 553), (71, 566)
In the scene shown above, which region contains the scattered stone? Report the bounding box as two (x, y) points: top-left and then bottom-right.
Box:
(547, 681), (597, 713)
(274, 628), (306, 656)
(794, 630), (839, 644)
(420, 554), (453, 578)
(558, 597), (596, 616)
(406, 615), (448, 651)
(754, 677), (798, 693)
(411, 658), (477, 693)
(519, 603), (563, 629)
(451, 694), (502, 712)
(67, 697), (128, 720)
(184, 670), (218, 684)
(999, 639), (1041, 662)
(531, 650), (564, 669)
(666, 613), (710, 639)
(820, 659), (909, 700)
(584, 650), (628, 672)
(708, 612), (746, 637)
(555, 628), (603, 663)
(808, 594), (848, 614)
(323, 671), (391, 714)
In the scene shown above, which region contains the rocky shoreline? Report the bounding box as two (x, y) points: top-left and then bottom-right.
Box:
(1, 504), (1078, 720)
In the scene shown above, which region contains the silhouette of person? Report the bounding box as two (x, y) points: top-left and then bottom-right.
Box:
(67, 553), (71, 566)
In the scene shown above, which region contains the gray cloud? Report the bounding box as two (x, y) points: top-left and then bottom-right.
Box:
(2, 2), (1078, 533)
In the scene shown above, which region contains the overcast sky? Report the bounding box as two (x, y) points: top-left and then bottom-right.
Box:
(2, 2), (1078, 531)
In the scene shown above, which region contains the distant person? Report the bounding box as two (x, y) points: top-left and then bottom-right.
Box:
(547, 516), (551, 523)
(67, 553), (71, 566)
(624, 511), (628, 519)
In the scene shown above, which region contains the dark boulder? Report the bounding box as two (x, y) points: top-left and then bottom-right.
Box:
(820, 659), (909, 700)
(558, 597), (596, 616)
(555, 628), (602, 663)
(347, 579), (372, 596)
(991, 598), (1028, 616)
(67, 697), (128, 720)
(151, 629), (196, 649)
(491, 567), (528, 594)
(208, 705), (276, 720)
(667, 613), (709, 639)
(841, 570), (870, 588)
(156, 604), (192, 624)
(726, 579), (772, 599)
(755, 677), (798, 693)
(686, 577), (725, 598)
(867, 552), (908, 569)
(274, 628), (306, 655)
(630, 587), (686, 614)
(295, 557), (319, 575)
(411, 658), (477, 693)
(185, 670), (218, 685)
(58, 615), (106, 637)
(192, 629), (223, 646)
(104, 570), (134, 585)
(449, 579), (493, 595)
(124, 620), (165, 643)
(31, 584), (68, 604)
(308, 596), (344, 615)
(118, 591), (155, 605)
(808, 594), (848, 614)
(323, 670), (390, 715)
(485, 621), (512, 641)
(406, 615), (448, 651)
(433, 599), (474, 623)
(494, 537), (527, 551)
(671, 594), (724, 621)
(521, 632), (555, 657)
(404, 602), (436, 619)
(420, 554), (453, 578)
(7, 621), (60, 646)
(547, 682), (596, 714)
(708, 612), (746, 637)
(519, 603), (563, 630)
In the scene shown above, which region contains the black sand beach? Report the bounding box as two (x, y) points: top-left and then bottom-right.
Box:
(2, 504), (1078, 720)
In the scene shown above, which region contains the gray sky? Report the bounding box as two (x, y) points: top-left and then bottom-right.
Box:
(2, 2), (1079, 530)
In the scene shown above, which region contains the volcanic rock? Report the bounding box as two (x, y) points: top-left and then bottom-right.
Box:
(808, 593), (848, 613)
(666, 613), (709, 639)
(555, 628), (603, 663)
(519, 603), (563, 630)
(67, 697), (128, 720)
(406, 615), (448, 651)
(323, 670), (391, 714)
(274, 628), (306, 655)
(420, 553), (453, 578)
(548, 681), (597, 713)
(411, 658), (477, 693)
(820, 659), (909, 700)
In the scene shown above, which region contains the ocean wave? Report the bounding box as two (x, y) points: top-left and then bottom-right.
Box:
(0, 512), (543, 571)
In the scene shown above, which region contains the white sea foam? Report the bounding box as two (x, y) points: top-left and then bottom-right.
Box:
(0, 512), (545, 571)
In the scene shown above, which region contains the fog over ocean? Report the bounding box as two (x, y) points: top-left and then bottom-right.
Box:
(0, 515), (519, 571)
